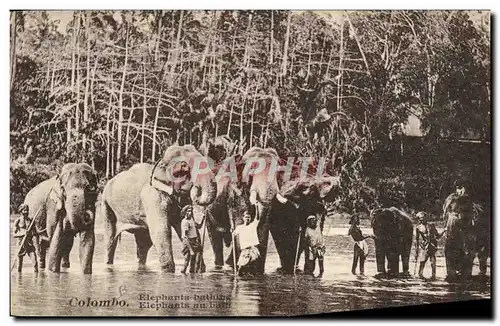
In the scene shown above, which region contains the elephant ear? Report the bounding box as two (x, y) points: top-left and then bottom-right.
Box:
(150, 159), (174, 195)
(152, 145), (195, 195)
(80, 163), (99, 203)
(50, 164), (77, 211)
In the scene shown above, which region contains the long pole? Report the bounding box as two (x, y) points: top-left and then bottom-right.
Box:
(232, 233), (237, 277)
(11, 204), (44, 272)
(293, 227), (302, 276)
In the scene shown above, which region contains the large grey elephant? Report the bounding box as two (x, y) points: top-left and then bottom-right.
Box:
(370, 207), (414, 278)
(202, 146), (283, 274)
(23, 163), (98, 274)
(101, 145), (217, 272)
(443, 191), (490, 282)
(268, 175), (338, 274)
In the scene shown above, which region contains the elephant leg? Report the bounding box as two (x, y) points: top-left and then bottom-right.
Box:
(61, 233), (74, 269)
(207, 222), (225, 268)
(374, 239), (386, 274)
(134, 230), (153, 266)
(250, 206), (271, 275)
(401, 250), (411, 276)
(445, 244), (459, 281)
(38, 240), (48, 269)
(102, 200), (118, 265)
(148, 221), (174, 272)
(47, 219), (64, 273)
(79, 229), (95, 274)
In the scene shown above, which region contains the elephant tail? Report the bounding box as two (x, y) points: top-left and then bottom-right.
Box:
(110, 224), (149, 250)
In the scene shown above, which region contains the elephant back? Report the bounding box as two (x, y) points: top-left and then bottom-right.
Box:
(102, 164), (151, 222)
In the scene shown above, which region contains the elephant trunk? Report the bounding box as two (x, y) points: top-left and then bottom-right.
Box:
(65, 188), (91, 231)
(190, 179), (217, 206)
(249, 176), (279, 206)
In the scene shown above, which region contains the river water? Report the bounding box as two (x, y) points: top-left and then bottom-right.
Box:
(11, 218), (490, 316)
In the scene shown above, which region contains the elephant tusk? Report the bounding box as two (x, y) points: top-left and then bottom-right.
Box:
(276, 193), (288, 204)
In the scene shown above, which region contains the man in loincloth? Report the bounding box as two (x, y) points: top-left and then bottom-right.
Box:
(415, 211), (446, 280)
(180, 205), (204, 274)
(233, 211), (260, 272)
(304, 215), (326, 277)
(13, 204), (38, 272)
(348, 215), (373, 276)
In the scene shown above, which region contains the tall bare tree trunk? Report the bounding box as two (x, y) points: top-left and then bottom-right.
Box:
(125, 93), (134, 156)
(227, 104), (234, 137)
(249, 94), (257, 148)
(151, 87), (162, 162)
(83, 13), (91, 151)
(281, 11), (292, 77)
(155, 11), (163, 63)
(116, 25), (129, 172)
(75, 13), (81, 143)
(68, 13), (78, 155)
(269, 11), (274, 65)
(50, 59), (56, 95)
(243, 13), (253, 67)
(140, 64), (147, 163)
(105, 94), (112, 178)
(166, 10), (183, 87)
(10, 12), (17, 89)
(337, 20), (344, 111)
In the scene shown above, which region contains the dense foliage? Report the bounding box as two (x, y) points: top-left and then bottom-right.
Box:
(10, 10), (491, 214)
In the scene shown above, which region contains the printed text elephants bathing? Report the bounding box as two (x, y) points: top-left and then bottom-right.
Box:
(101, 145), (217, 272)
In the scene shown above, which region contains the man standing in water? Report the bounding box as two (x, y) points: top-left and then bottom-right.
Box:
(180, 205), (205, 274)
(415, 211), (446, 280)
(304, 215), (326, 277)
(13, 204), (38, 272)
(233, 211), (260, 273)
(348, 215), (372, 276)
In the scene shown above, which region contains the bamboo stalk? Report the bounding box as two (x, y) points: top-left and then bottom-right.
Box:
(116, 24), (129, 172)
(281, 11), (292, 77)
(151, 87), (162, 162)
(140, 63), (147, 163)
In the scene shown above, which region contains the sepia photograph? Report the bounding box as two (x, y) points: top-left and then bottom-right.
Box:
(9, 9), (491, 317)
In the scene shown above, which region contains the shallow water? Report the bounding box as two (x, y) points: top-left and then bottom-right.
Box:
(10, 218), (490, 316)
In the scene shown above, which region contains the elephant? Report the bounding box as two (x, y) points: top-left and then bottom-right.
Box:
(442, 192), (490, 282)
(204, 160), (253, 270)
(22, 163), (98, 274)
(101, 145), (217, 272)
(268, 176), (338, 274)
(370, 207), (413, 278)
(200, 146), (283, 274)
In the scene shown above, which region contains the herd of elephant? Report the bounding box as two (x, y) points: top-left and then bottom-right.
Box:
(19, 139), (490, 282)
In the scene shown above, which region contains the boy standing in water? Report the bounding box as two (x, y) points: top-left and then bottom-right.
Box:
(13, 204), (38, 272)
(180, 205), (204, 274)
(348, 215), (372, 275)
(304, 215), (326, 277)
(415, 211), (446, 280)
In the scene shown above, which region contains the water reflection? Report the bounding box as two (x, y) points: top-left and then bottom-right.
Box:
(11, 232), (490, 316)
